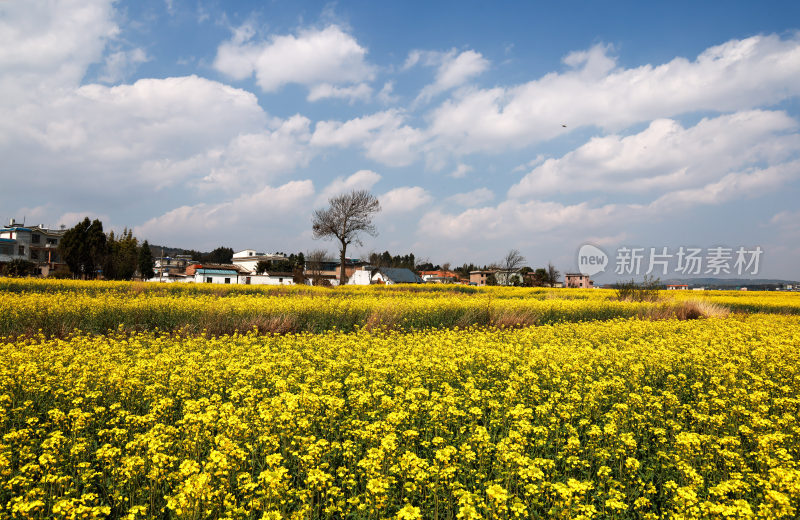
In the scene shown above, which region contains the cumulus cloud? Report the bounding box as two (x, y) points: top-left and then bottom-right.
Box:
(428, 35), (800, 155)
(449, 163), (473, 179)
(446, 188), (494, 207)
(0, 72), (317, 225)
(422, 158), (800, 244)
(771, 209), (800, 226)
(316, 170), (381, 205)
(0, 0), (119, 103)
(214, 24), (374, 93)
(419, 200), (622, 240)
(198, 114), (314, 189)
(311, 110), (424, 166)
(307, 82), (373, 103)
(647, 159), (800, 211)
(511, 110), (800, 198)
(98, 47), (149, 84)
(135, 180), (315, 247)
(415, 49), (490, 103)
(379, 187), (433, 213)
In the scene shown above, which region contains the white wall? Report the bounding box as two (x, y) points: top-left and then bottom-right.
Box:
(239, 274), (294, 285)
(348, 270), (373, 285)
(194, 273), (238, 284)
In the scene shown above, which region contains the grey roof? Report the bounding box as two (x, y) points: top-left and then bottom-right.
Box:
(377, 267), (423, 283)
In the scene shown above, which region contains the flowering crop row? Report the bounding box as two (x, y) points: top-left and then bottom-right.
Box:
(2, 316), (799, 519)
(2, 278), (799, 337)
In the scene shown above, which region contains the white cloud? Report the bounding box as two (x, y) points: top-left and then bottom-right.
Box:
(214, 24), (374, 93)
(316, 170), (381, 205)
(98, 47), (149, 84)
(449, 163), (473, 178)
(771, 209), (800, 226)
(307, 82), (372, 103)
(198, 114), (313, 189)
(0, 0), (118, 103)
(511, 110), (800, 198)
(419, 50), (489, 101)
(428, 35), (800, 154)
(58, 212), (112, 229)
(446, 188), (494, 207)
(419, 200), (622, 240)
(135, 180), (315, 247)
(0, 73), (318, 223)
(647, 160), (800, 211)
(311, 110), (423, 166)
(377, 81), (398, 104)
(422, 158), (800, 245)
(380, 187), (433, 214)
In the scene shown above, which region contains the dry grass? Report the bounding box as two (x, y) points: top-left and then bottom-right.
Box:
(490, 309), (540, 328)
(643, 299), (731, 321)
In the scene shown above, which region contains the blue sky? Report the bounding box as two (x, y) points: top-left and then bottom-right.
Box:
(1, 1), (799, 281)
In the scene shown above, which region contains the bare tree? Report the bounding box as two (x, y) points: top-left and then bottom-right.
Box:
(547, 262), (561, 287)
(498, 249), (526, 286)
(306, 249), (329, 286)
(312, 189), (381, 285)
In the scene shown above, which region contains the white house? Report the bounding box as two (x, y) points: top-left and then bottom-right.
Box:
(0, 219), (67, 275)
(239, 272), (295, 285)
(371, 267), (423, 285)
(347, 266), (376, 285)
(193, 267), (242, 284)
(232, 250), (288, 274)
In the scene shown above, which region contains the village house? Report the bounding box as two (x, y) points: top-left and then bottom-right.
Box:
(419, 270), (460, 283)
(469, 270), (494, 286)
(151, 254), (197, 282)
(239, 272), (295, 285)
(305, 257), (366, 286)
(371, 267), (423, 285)
(184, 263), (249, 284)
(564, 273), (593, 288)
(666, 284), (689, 290)
(347, 266), (422, 285)
(231, 250), (288, 273)
(0, 219), (67, 276)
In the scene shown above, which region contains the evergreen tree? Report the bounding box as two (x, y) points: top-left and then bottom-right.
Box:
(138, 240), (155, 279)
(59, 217), (107, 278)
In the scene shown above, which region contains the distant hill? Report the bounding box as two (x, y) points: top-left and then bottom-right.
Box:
(661, 278), (798, 289)
(146, 244), (195, 258)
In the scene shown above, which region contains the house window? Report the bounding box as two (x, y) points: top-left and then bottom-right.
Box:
(278, 277), (283, 283)
(0, 244), (11, 255)
(206, 277), (212, 283)
(31, 250), (39, 261)
(18, 245), (24, 255)
(224, 278), (231, 284)
(31, 234), (40, 244)
(245, 277), (251, 285)
(47, 238), (58, 246)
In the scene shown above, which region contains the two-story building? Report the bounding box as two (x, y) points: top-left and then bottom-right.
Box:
(564, 273), (593, 288)
(0, 219), (67, 275)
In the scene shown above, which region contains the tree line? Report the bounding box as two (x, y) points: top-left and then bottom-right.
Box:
(58, 218), (154, 280)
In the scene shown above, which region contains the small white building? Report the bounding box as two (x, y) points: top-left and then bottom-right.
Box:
(232, 250), (288, 274)
(239, 272), (295, 285)
(371, 267), (423, 285)
(348, 266), (376, 285)
(194, 268), (241, 284)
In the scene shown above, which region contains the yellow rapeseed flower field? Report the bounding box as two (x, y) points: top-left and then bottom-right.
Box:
(1, 278), (799, 336)
(1, 279), (799, 518)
